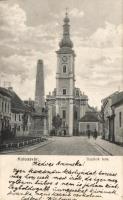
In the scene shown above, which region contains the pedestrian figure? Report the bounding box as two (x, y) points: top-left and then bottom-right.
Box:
(87, 129), (91, 139)
(93, 128), (97, 140)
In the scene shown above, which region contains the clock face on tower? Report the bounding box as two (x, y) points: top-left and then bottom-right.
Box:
(62, 55), (68, 62)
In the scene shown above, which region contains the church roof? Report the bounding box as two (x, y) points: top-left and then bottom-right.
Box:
(79, 112), (99, 122)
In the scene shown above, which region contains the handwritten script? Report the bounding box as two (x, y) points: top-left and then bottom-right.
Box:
(6, 158), (119, 200)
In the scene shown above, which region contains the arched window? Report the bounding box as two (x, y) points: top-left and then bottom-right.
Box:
(87, 124), (90, 130)
(63, 65), (66, 73)
(76, 90), (79, 96)
(74, 111), (77, 120)
(119, 112), (122, 127)
(63, 89), (66, 95)
(62, 110), (66, 119)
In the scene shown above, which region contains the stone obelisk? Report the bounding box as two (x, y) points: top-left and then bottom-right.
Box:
(35, 59), (45, 113)
(32, 59), (48, 136)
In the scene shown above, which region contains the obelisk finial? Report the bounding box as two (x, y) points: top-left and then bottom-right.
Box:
(65, 7), (69, 16)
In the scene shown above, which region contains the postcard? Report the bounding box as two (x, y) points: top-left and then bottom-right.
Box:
(0, 0), (123, 199)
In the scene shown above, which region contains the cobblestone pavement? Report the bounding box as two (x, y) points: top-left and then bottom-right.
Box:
(5, 136), (112, 155)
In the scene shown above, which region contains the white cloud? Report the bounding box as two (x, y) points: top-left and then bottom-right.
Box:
(0, 2), (59, 50)
(82, 22), (123, 48)
(70, 8), (84, 18)
(73, 20), (123, 107)
(0, 3), (27, 37)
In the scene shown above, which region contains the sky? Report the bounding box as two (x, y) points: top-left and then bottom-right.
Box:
(0, 0), (123, 109)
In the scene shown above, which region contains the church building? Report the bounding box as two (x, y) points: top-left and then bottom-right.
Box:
(46, 12), (93, 136)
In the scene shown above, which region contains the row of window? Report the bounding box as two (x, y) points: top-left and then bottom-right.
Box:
(17, 126), (28, 131)
(0, 100), (10, 113)
(62, 89), (83, 96)
(14, 114), (22, 122)
(62, 89), (81, 96)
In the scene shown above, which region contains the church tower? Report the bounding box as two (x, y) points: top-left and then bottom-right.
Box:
(56, 12), (75, 136)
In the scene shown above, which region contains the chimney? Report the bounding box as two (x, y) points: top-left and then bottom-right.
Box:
(8, 87), (13, 92)
(34, 59), (45, 113)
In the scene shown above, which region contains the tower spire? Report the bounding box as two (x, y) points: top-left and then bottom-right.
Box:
(59, 10), (73, 49)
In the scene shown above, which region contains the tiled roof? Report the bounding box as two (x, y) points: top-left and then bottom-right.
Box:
(0, 87), (12, 98)
(79, 112), (99, 122)
(102, 91), (123, 108)
(111, 91), (123, 106)
(0, 87), (35, 113)
(5, 89), (26, 113)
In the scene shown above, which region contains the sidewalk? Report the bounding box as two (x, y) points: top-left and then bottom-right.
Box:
(94, 137), (123, 156)
(0, 138), (54, 154)
(0, 136), (47, 153)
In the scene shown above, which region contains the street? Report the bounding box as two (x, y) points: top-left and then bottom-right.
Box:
(5, 136), (111, 155)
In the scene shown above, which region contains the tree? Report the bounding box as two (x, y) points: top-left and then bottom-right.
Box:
(22, 112), (28, 132)
(52, 114), (62, 135)
(0, 118), (12, 143)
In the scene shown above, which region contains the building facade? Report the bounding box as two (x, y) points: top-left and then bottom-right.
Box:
(112, 92), (123, 144)
(79, 111), (100, 135)
(46, 13), (92, 136)
(101, 91), (123, 144)
(113, 103), (123, 143)
(101, 96), (113, 141)
(8, 87), (32, 137)
(0, 87), (11, 142)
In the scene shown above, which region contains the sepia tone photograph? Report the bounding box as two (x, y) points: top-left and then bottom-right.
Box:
(0, 0), (123, 156)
